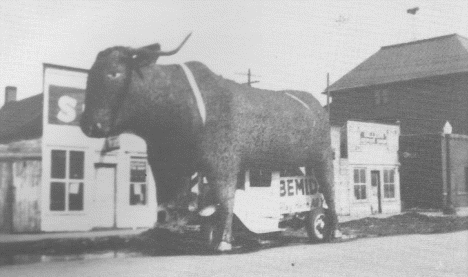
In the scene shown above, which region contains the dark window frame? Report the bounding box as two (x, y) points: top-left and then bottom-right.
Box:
(50, 149), (85, 212)
(354, 168), (367, 200)
(130, 159), (147, 206)
(250, 169), (272, 187)
(383, 169), (396, 199)
(375, 89), (390, 106)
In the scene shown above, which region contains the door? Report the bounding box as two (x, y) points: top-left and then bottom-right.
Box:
(233, 169), (281, 233)
(371, 170), (382, 214)
(93, 164), (116, 229)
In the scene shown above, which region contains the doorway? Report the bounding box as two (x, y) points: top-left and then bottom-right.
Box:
(93, 164), (117, 229)
(371, 170), (382, 214)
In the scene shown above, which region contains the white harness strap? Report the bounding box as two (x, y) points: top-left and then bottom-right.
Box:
(180, 63), (206, 125)
(284, 92), (311, 110)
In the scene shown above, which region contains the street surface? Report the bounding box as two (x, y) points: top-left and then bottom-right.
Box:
(1, 231), (467, 277)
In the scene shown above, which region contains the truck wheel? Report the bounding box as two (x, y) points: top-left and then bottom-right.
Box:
(305, 208), (329, 242)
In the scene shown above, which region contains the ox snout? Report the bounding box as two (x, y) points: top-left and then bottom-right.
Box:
(80, 115), (111, 138)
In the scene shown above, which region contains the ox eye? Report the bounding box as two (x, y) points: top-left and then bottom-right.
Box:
(107, 72), (122, 79)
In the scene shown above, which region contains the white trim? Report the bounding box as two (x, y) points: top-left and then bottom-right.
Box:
(285, 92), (310, 110)
(180, 63), (206, 125)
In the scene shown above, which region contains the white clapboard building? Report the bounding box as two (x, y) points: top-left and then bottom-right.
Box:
(331, 120), (401, 216)
(0, 64), (157, 233)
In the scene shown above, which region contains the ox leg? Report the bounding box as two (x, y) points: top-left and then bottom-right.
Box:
(311, 148), (339, 239)
(151, 166), (190, 226)
(207, 166), (238, 252)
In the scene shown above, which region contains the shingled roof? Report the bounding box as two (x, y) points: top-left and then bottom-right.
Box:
(0, 94), (43, 144)
(328, 33), (468, 93)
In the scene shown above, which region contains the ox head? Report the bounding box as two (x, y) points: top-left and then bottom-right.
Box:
(80, 33), (192, 137)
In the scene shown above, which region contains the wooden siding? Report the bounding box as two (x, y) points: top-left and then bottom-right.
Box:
(399, 134), (443, 209)
(0, 162), (13, 233)
(330, 73), (468, 135)
(12, 160), (41, 233)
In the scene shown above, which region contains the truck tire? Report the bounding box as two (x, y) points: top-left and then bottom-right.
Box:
(305, 208), (330, 242)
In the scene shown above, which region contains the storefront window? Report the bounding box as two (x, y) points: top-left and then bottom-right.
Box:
(384, 169), (396, 198)
(130, 159), (147, 205)
(354, 168), (367, 200)
(50, 150), (85, 211)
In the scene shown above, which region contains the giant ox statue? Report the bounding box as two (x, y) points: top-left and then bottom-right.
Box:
(80, 34), (338, 251)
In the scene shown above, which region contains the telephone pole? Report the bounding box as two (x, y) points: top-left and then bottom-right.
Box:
(236, 68), (260, 87)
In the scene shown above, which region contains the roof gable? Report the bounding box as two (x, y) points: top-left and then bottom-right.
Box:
(0, 94), (43, 143)
(329, 34), (468, 92)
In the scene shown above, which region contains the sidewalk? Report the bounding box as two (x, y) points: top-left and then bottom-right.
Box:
(338, 207), (468, 223)
(2, 207), (468, 247)
(0, 228), (147, 245)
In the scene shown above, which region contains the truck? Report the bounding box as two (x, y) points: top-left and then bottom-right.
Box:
(197, 167), (331, 245)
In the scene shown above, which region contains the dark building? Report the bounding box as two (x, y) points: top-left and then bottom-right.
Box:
(399, 133), (468, 209)
(327, 33), (468, 135)
(327, 34), (468, 210)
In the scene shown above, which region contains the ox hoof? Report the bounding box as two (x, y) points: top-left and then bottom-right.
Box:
(333, 229), (343, 239)
(217, 241), (232, 252)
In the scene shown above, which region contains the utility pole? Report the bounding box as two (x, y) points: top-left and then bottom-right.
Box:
(236, 69), (260, 87)
(443, 132), (456, 215)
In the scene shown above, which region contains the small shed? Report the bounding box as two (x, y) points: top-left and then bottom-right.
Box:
(331, 120), (401, 216)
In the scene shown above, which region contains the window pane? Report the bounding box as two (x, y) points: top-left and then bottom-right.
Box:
(389, 185), (395, 198)
(51, 150), (66, 179)
(354, 169), (359, 183)
(130, 160), (147, 182)
(250, 169), (271, 187)
(130, 183), (147, 205)
(354, 186), (360, 199)
(68, 182), (84, 211)
(50, 182), (65, 211)
(389, 169), (395, 183)
(384, 170), (389, 183)
(141, 184), (147, 205)
(130, 184), (136, 205)
(361, 185), (367, 199)
(70, 151), (84, 179)
(360, 169), (366, 183)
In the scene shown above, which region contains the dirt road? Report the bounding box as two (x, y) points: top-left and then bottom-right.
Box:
(1, 231), (467, 277)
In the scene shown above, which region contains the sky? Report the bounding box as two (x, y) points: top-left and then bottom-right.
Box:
(1, 0), (467, 106)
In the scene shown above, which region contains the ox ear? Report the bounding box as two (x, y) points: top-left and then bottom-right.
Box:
(131, 43), (162, 68)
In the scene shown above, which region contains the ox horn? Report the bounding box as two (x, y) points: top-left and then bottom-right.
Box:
(148, 32), (192, 56)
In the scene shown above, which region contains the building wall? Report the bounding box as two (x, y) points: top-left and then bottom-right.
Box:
(39, 65), (157, 232)
(330, 74), (468, 135)
(400, 134), (443, 209)
(331, 127), (351, 216)
(331, 121), (401, 216)
(12, 160), (41, 233)
(0, 162), (13, 233)
(443, 134), (468, 208)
